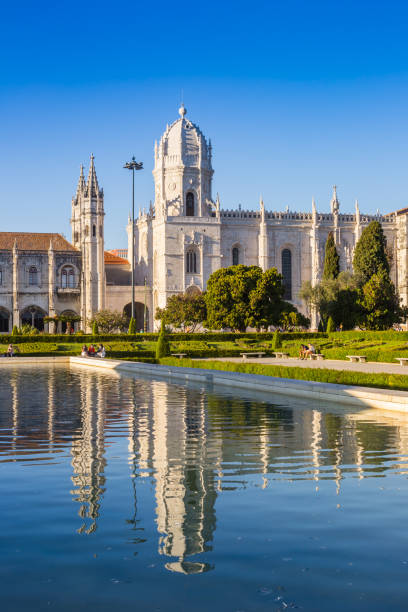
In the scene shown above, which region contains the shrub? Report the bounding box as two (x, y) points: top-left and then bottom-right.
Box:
(11, 326), (18, 336)
(326, 316), (335, 333)
(156, 323), (170, 359)
(272, 330), (282, 350)
(92, 321), (99, 335)
(128, 317), (137, 334)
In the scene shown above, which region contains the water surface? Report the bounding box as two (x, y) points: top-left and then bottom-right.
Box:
(1, 366), (408, 611)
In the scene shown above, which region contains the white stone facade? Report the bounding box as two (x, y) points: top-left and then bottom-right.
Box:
(0, 105), (407, 333)
(129, 105), (405, 329)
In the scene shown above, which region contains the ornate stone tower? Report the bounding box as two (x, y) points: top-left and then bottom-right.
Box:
(71, 155), (105, 327)
(153, 103), (214, 219)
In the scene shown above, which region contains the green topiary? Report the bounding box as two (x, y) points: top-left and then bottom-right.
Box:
(326, 316), (336, 333)
(92, 321), (99, 335)
(11, 325), (18, 336)
(128, 317), (137, 334)
(156, 322), (170, 359)
(272, 330), (282, 350)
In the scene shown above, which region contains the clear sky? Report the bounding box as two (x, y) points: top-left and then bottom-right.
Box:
(2, 0), (408, 248)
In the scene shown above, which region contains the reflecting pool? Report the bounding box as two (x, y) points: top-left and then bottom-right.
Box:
(2, 366), (408, 611)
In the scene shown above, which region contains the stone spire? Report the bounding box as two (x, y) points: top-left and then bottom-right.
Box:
(260, 195), (265, 222)
(86, 154), (99, 198)
(330, 185), (339, 214)
(76, 164), (85, 198)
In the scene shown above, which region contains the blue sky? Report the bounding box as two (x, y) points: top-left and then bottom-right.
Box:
(2, 0), (408, 247)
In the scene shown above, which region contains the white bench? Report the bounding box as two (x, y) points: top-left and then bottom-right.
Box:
(309, 353), (324, 360)
(395, 358), (408, 366)
(240, 352), (266, 361)
(171, 353), (187, 359)
(346, 355), (367, 363)
(273, 352), (289, 359)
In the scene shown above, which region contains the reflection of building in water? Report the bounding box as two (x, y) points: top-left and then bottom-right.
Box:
(134, 381), (218, 573)
(70, 373), (107, 534)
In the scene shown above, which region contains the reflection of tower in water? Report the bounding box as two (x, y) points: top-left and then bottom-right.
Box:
(150, 382), (217, 574)
(70, 373), (106, 534)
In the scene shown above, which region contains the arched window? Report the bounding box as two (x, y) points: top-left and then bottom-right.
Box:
(0, 309), (9, 332)
(232, 247), (240, 266)
(186, 192), (195, 216)
(0, 268), (3, 285)
(186, 249), (198, 274)
(61, 266), (75, 288)
(28, 266), (38, 286)
(92, 224), (96, 237)
(282, 249), (292, 300)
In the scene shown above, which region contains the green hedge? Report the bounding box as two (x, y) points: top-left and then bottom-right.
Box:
(159, 358), (408, 392)
(0, 331), (327, 344)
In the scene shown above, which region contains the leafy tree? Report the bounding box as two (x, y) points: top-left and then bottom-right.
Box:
(88, 310), (128, 334)
(272, 330), (282, 350)
(92, 321), (99, 335)
(317, 319), (324, 332)
(358, 268), (407, 330)
(248, 268), (285, 329)
(300, 273), (360, 330)
(128, 317), (137, 334)
(156, 322), (170, 358)
(326, 316), (335, 332)
(353, 221), (389, 285)
(155, 292), (207, 332)
(323, 232), (340, 280)
(205, 265), (263, 331)
(277, 301), (310, 330)
(205, 265), (286, 331)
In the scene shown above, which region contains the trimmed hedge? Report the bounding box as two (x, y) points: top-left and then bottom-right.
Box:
(0, 331), (327, 344)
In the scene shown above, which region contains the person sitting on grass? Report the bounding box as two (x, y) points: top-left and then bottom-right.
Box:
(304, 343), (316, 359)
(5, 344), (15, 357)
(88, 344), (96, 356)
(81, 345), (88, 357)
(299, 344), (307, 359)
(96, 344), (106, 358)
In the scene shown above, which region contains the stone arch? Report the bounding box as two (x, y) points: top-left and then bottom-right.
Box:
(185, 285), (201, 297)
(59, 263), (79, 288)
(186, 192), (195, 216)
(123, 302), (149, 332)
(20, 305), (46, 331)
(59, 309), (80, 333)
(0, 307), (10, 333)
(231, 243), (241, 266)
(281, 248), (292, 300)
(186, 247), (199, 274)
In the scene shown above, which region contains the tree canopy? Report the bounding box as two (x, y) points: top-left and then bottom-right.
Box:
(323, 232), (340, 280)
(87, 310), (128, 334)
(205, 265), (287, 331)
(155, 292), (207, 332)
(353, 221), (389, 284)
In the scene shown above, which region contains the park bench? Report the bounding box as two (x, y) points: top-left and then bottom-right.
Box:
(171, 353), (187, 359)
(273, 352), (289, 359)
(240, 352), (266, 361)
(395, 358), (408, 366)
(346, 355), (367, 363)
(309, 353), (324, 360)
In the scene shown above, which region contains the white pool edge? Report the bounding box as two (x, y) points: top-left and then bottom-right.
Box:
(69, 357), (408, 412)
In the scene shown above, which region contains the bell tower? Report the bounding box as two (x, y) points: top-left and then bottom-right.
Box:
(71, 154), (105, 327)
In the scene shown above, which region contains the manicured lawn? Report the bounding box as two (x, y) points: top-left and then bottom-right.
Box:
(159, 357), (408, 392)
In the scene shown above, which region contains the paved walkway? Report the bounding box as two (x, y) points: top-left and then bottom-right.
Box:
(204, 356), (408, 376)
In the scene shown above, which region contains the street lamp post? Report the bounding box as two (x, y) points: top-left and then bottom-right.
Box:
(124, 156), (143, 322)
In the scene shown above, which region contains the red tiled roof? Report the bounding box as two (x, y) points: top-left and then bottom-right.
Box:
(104, 251), (129, 265)
(0, 232), (77, 251)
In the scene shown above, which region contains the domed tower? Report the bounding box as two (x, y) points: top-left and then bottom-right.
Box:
(153, 104), (214, 219)
(144, 106), (222, 324)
